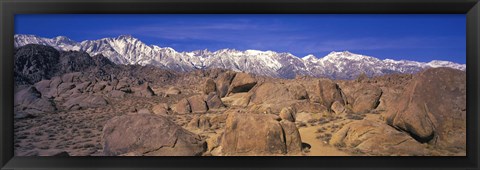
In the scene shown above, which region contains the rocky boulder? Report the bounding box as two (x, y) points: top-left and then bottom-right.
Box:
(131, 83), (155, 97)
(203, 78), (217, 95)
(152, 103), (169, 115)
(188, 115), (212, 130)
(63, 94), (108, 110)
(14, 86), (57, 113)
(205, 92), (225, 110)
(102, 114), (206, 156)
(227, 72), (257, 95)
(279, 107), (296, 122)
(316, 79), (346, 109)
(249, 82), (309, 113)
(220, 113), (302, 155)
(215, 71), (236, 97)
(351, 84), (382, 113)
(330, 120), (430, 156)
(187, 95), (208, 114)
(331, 101), (346, 114)
(173, 98), (191, 114)
(165, 87), (181, 96)
(384, 68), (466, 151)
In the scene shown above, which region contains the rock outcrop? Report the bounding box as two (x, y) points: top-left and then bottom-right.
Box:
(14, 86), (57, 113)
(215, 71), (236, 98)
(227, 72), (257, 95)
(330, 120), (430, 156)
(102, 114), (206, 156)
(220, 113), (302, 155)
(350, 84), (382, 113)
(384, 68), (466, 151)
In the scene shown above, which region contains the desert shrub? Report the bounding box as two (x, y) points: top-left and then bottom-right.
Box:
(318, 118), (330, 124)
(334, 142), (346, 148)
(346, 113), (364, 120)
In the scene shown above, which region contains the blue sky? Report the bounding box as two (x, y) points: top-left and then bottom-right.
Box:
(15, 14), (466, 64)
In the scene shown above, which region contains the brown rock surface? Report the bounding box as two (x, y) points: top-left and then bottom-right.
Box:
(187, 95), (208, 114)
(331, 101), (346, 114)
(173, 98), (191, 114)
(215, 71), (236, 97)
(102, 114), (206, 156)
(63, 94), (108, 110)
(384, 68), (466, 151)
(330, 120), (430, 156)
(165, 86), (181, 96)
(14, 86), (57, 113)
(205, 92), (225, 110)
(347, 84), (382, 113)
(316, 79), (346, 108)
(279, 107), (296, 122)
(187, 115), (212, 130)
(152, 103), (169, 115)
(220, 113), (302, 155)
(204, 78), (217, 95)
(131, 83), (155, 97)
(227, 72), (257, 95)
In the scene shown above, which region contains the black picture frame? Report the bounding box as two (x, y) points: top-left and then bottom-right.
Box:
(1, 0), (479, 169)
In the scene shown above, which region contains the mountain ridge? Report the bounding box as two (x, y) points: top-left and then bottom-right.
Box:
(14, 34), (466, 79)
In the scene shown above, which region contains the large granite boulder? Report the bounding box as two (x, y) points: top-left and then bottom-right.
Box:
(351, 84), (382, 113)
(131, 83), (155, 97)
(384, 68), (466, 152)
(316, 79), (346, 108)
(205, 92), (225, 110)
(102, 114), (206, 156)
(187, 95), (208, 114)
(220, 113), (302, 155)
(215, 71), (237, 97)
(14, 86), (57, 113)
(227, 72), (257, 95)
(330, 120), (430, 156)
(63, 94), (108, 110)
(173, 98), (191, 114)
(203, 78), (217, 95)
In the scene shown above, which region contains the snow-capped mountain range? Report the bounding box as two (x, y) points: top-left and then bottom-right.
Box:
(14, 34), (466, 79)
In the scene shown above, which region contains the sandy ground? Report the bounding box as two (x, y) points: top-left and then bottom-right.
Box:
(299, 125), (350, 156)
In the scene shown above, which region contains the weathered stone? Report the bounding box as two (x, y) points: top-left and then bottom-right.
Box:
(173, 98), (191, 114)
(204, 78), (217, 95)
(63, 94), (108, 110)
(279, 107), (296, 122)
(227, 72), (257, 95)
(384, 68), (466, 151)
(351, 84), (382, 113)
(215, 71), (236, 97)
(331, 101), (346, 114)
(205, 92), (225, 110)
(187, 95), (208, 114)
(102, 114), (206, 156)
(187, 115), (211, 130)
(132, 83), (155, 97)
(316, 79), (346, 108)
(165, 87), (181, 95)
(220, 113), (302, 156)
(14, 86), (56, 113)
(152, 103), (169, 115)
(331, 120), (430, 156)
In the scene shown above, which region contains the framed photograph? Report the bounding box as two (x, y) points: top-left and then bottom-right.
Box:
(1, 0), (479, 169)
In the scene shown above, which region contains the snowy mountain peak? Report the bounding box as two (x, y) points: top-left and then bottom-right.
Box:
(14, 34), (466, 79)
(302, 54), (317, 61)
(53, 36), (76, 44)
(328, 50), (354, 56)
(117, 34), (135, 39)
